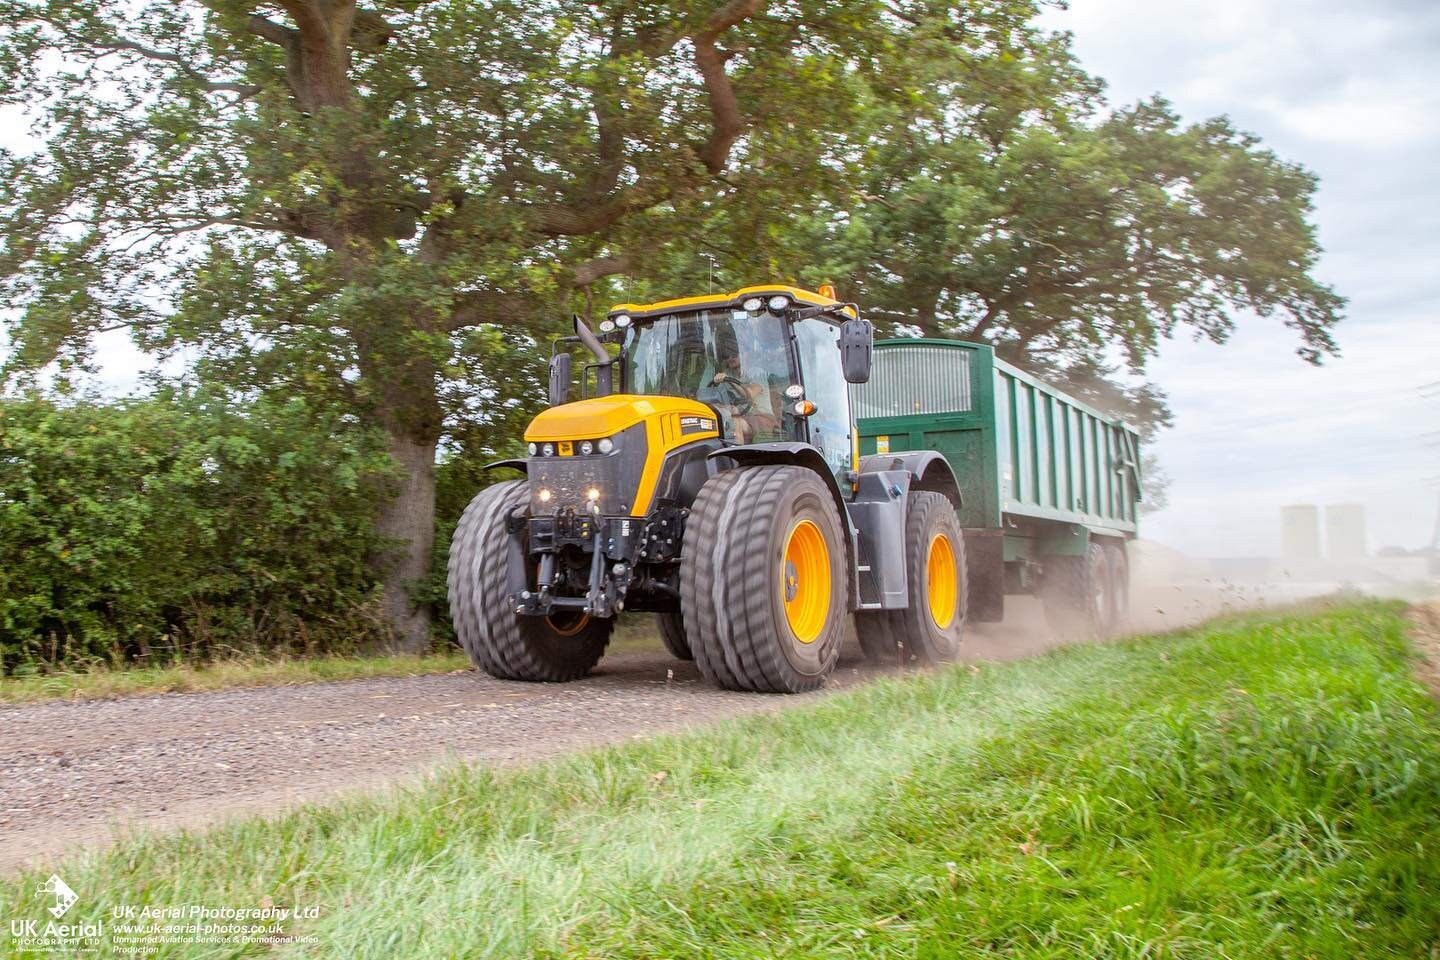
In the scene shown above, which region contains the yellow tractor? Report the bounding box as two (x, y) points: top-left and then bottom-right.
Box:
(448, 285), (966, 693)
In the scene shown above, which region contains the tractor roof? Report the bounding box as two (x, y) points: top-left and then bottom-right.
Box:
(608, 284), (856, 320)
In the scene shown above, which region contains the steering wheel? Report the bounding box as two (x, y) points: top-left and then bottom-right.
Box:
(711, 373), (755, 415)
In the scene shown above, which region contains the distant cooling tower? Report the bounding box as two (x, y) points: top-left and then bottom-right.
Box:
(1326, 503), (1367, 560)
(1281, 504), (1320, 560)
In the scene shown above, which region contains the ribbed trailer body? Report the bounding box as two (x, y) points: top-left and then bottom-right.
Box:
(851, 339), (1142, 622)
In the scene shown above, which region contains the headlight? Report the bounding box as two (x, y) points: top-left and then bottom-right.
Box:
(597, 437), (614, 454)
(767, 294), (790, 311)
(537, 488), (552, 503)
(542, 443), (554, 457)
(742, 296), (764, 312)
(527, 442), (538, 456)
(579, 440), (593, 455)
(585, 487), (601, 502)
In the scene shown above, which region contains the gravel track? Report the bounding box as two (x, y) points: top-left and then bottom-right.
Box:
(1, 597), (1196, 874)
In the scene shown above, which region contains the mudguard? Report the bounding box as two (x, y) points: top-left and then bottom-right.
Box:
(859, 450), (962, 509)
(706, 442), (850, 521)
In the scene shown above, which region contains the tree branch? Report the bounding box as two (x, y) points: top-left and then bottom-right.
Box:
(569, 252), (634, 287)
(692, 0), (762, 174)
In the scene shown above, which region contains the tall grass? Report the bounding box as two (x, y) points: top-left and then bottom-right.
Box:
(0, 650), (471, 705)
(5, 602), (1437, 958)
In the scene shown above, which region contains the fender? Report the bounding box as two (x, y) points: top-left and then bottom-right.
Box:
(859, 450), (962, 509)
(483, 459), (527, 474)
(707, 442), (851, 524)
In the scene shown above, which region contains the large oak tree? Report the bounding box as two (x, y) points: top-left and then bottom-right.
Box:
(1, 0), (915, 649)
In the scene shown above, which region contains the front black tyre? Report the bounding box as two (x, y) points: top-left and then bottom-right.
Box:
(856, 491), (967, 665)
(681, 466), (847, 693)
(447, 480), (612, 681)
(656, 610), (693, 661)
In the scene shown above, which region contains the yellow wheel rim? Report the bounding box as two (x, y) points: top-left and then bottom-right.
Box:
(926, 533), (958, 629)
(782, 519), (831, 644)
(546, 611), (591, 637)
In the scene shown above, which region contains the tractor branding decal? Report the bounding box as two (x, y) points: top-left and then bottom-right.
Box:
(680, 416), (716, 434)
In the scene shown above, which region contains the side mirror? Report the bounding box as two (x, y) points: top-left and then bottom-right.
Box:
(840, 317), (873, 383)
(548, 352), (572, 406)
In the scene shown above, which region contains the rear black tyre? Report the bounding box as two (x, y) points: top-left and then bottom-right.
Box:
(656, 611), (692, 660)
(681, 466), (847, 693)
(1039, 541), (1112, 636)
(448, 480), (612, 681)
(856, 491), (967, 665)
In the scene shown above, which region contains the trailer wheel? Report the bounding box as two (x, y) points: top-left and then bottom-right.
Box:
(1105, 542), (1130, 632)
(656, 611), (693, 661)
(681, 466), (846, 693)
(448, 480), (612, 681)
(856, 491), (967, 664)
(1039, 541), (1112, 636)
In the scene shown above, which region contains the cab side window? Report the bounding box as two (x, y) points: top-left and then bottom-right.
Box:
(792, 317), (853, 479)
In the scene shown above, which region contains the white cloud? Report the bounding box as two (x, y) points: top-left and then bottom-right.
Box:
(1045, 0), (1440, 556)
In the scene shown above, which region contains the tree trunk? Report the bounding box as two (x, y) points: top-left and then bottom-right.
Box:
(374, 429), (438, 653)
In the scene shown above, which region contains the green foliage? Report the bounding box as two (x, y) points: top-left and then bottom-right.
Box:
(5, 603), (1436, 958)
(0, 388), (396, 672)
(0, 1), (1343, 643)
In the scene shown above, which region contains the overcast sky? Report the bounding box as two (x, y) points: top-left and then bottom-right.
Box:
(1039, 0), (1440, 557)
(8, 2), (1439, 559)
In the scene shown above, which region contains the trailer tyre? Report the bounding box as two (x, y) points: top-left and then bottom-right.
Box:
(1040, 541), (1112, 637)
(656, 611), (693, 661)
(681, 466), (846, 693)
(1105, 542), (1130, 633)
(448, 480), (612, 681)
(856, 491), (967, 665)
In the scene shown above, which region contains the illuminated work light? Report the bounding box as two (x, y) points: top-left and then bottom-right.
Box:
(537, 488), (552, 503)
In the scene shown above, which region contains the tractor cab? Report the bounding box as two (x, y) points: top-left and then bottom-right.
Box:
(607, 285), (864, 480)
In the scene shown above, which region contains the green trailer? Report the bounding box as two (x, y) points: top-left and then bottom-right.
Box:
(852, 338), (1143, 632)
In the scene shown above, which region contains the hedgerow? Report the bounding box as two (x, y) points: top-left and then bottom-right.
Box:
(0, 387), (397, 672)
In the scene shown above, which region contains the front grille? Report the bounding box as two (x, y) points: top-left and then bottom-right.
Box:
(527, 422), (648, 517)
(529, 457), (621, 515)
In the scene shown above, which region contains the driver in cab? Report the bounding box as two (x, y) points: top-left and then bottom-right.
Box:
(705, 320), (785, 443)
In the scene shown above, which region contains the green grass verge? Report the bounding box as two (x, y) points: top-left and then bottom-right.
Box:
(0, 650), (472, 705)
(6, 601), (1438, 958)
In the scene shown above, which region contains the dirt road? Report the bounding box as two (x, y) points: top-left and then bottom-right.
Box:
(0, 596), (1214, 874)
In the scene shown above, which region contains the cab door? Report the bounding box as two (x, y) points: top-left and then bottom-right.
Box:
(791, 317), (854, 482)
